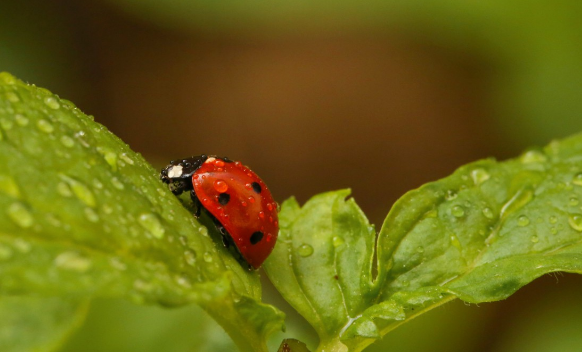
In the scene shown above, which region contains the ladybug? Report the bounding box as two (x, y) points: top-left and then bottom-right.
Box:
(160, 155), (278, 269)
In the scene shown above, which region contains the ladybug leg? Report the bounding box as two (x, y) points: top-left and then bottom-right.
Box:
(190, 190), (202, 218)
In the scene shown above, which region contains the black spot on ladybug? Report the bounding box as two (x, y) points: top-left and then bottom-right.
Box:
(251, 182), (262, 194)
(250, 231), (263, 245)
(218, 193), (230, 205)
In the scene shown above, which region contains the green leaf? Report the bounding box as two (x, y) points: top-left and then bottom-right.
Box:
(0, 296), (88, 352)
(0, 72), (283, 352)
(266, 135), (582, 351)
(264, 191), (379, 351)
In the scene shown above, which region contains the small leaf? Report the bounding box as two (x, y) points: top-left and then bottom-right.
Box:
(264, 191), (377, 351)
(0, 296), (88, 352)
(0, 72), (283, 351)
(267, 133), (582, 351)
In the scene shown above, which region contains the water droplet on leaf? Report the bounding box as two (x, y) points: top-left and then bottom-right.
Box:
(15, 114), (28, 126)
(7, 202), (34, 228)
(138, 213), (165, 239)
(471, 168), (490, 185)
(84, 208), (99, 222)
(36, 119), (54, 133)
(298, 244), (314, 257)
(482, 207), (494, 219)
(60, 135), (75, 148)
(572, 173), (582, 186)
(44, 97), (60, 109)
(111, 177), (124, 190)
(445, 190), (457, 201)
(54, 251), (91, 272)
(520, 150), (546, 164)
(451, 205), (465, 217)
(59, 175), (96, 207)
(568, 214), (582, 232)
(184, 250), (197, 266)
(517, 215), (530, 227)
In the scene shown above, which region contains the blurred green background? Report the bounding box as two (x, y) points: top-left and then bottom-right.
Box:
(2, 0), (582, 351)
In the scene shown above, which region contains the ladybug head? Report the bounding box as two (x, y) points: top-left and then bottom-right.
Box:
(160, 155), (208, 195)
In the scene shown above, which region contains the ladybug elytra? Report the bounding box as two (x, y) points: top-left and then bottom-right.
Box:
(160, 155), (278, 269)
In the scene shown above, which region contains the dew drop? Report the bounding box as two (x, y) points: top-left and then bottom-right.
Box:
(36, 119), (54, 133)
(569, 197), (579, 206)
(44, 97), (60, 109)
(530, 235), (539, 243)
(54, 251), (91, 272)
(517, 215), (530, 227)
(60, 135), (75, 148)
(175, 274), (192, 288)
(451, 205), (465, 217)
(0, 174), (20, 198)
(213, 180), (228, 193)
(482, 207), (494, 219)
(7, 202), (34, 228)
(184, 249), (197, 266)
(119, 153), (135, 165)
(102, 204), (113, 214)
(84, 208), (99, 222)
(332, 236), (344, 247)
(59, 175), (96, 207)
(450, 234), (462, 250)
(550, 227), (558, 235)
(568, 214), (582, 232)
(203, 252), (213, 263)
(57, 182), (73, 197)
(5, 91), (19, 103)
(471, 168), (490, 185)
(199, 226), (208, 237)
(103, 151), (118, 170)
(13, 238), (31, 253)
(445, 190), (458, 201)
(572, 173), (582, 186)
(0, 117), (13, 130)
(14, 114), (28, 126)
(138, 213), (165, 239)
(520, 150), (546, 164)
(111, 177), (124, 190)
(298, 244), (314, 257)
(549, 215), (558, 224)
(416, 246), (425, 253)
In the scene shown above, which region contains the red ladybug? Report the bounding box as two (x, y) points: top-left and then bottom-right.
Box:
(160, 155), (278, 269)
